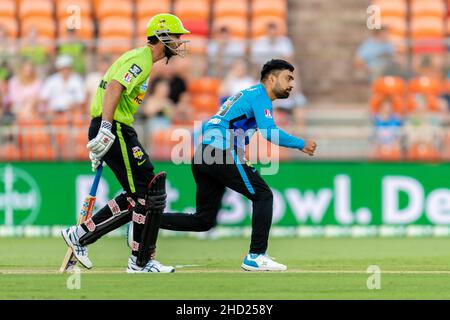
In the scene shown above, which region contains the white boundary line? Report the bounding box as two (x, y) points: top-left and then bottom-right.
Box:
(2, 269), (450, 275)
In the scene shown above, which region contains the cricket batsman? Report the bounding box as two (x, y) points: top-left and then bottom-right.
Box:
(159, 59), (317, 271)
(61, 13), (190, 273)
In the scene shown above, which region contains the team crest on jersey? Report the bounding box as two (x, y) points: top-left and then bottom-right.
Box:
(132, 146), (144, 160)
(264, 109), (273, 119)
(129, 64), (142, 77)
(123, 73), (132, 84)
(140, 82), (148, 92)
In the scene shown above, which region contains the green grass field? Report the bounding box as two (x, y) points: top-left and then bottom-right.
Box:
(1, 237), (450, 299)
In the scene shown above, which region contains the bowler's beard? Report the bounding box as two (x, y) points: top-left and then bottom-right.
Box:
(273, 85), (291, 99)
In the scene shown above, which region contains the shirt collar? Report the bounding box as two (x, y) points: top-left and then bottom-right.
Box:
(257, 83), (271, 102)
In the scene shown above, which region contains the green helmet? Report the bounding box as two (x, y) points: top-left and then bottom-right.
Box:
(146, 13), (190, 59)
(146, 13), (190, 38)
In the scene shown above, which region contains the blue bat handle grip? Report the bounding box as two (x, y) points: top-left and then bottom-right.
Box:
(89, 162), (104, 197)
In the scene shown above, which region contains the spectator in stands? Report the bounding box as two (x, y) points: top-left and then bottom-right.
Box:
(443, 70), (450, 111)
(7, 59), (42, 118)
(207, 26), (246, 78)
(172, 91), (193, 125)
(85, 55), (112, 111)
(19, 26), (49, 73)
(219, 59), (257, 103)
(403, 95), (443, 159)
(143, 78), (174, 133)
(57, 28), (88, 75)
(151, 57), (187, 105)
(0, 25), (16, 65)
(354, 27), (396, 81)
(372, 99), (403, 150)
(250, 22), (294, 69)
(40, 55), (86, 116)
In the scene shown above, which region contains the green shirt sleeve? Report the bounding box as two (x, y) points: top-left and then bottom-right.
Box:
(111, 57), (147, 95)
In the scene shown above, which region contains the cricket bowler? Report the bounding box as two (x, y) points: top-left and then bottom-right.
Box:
(159, 59), (317, 271)
(61, 13), (190, 273)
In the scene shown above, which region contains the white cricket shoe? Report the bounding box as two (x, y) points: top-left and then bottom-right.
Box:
(241, 253), (287, 271)
(126, 256), (175, 273)
(61, 226), (93, 269)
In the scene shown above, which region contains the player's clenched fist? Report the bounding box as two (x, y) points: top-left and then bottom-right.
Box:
(86, 121), (116, 159)
(301, 139), (317, 156)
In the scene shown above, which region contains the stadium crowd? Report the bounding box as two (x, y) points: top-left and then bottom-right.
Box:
(0, 0), (449, 162)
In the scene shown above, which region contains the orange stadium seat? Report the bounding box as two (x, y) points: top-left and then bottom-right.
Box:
(182, 20), (209, 36)
(97, 39), (134, 55)
(408, 76), (442, 95)
(370, 76), (406, 114)
(411, 16), (445, 39)
(21, 17), (56, 39)
(444, 78), (450, 95)
(0, 17), (18, 39)
(189, 77), (221, 95)
(174, 0), (210, 20)
(72, 129), (89, 160)
(0, 0), (16, 17)
(58, 17), (94, 40)
(148, 128), (182, 160)
(98, 16), (134, 38)
(373, 76), (406, 95)
(411, 0), (445, 18)
(213, 16), (248, 38)
(183, 34), (208, 54)
(95, 0), (133, 19)
(136, 0), (172, 20)
(410, 16), (445, 53)
(0, 143), (21, 162)
(50, 114), (70, 158)
(372, 144), (403, 161)
(191, 93), (219, 115)
(18, 0), (54, 19)
(407, 76), (442, 112)
(252, 0), (287, 19)
(407, 142), (440, 161)
(251, 15), (287, 38)
(381, 16), (407, 38)
(372, 0), (407, 17)
(213, 0), (248, 19)
(174, 0), (209, 37)
(56, 0), (93, 19)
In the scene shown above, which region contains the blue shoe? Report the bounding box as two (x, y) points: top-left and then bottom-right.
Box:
(241, 253), (287, 271)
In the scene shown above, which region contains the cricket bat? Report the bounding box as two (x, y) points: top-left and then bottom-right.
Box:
(59, 164), (104, 273)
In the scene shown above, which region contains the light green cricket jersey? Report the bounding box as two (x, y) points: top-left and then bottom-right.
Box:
(90, 46), (153, 126)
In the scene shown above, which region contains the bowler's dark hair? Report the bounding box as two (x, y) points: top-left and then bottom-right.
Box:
(260, 59), (294, 81)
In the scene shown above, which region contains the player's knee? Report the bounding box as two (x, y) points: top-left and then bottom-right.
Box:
(198, 215), (217, 231)
(256, 187), (273, 203)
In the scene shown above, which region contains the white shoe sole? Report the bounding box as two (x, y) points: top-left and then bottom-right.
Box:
(126, 267), (175, 274)
(61, 229), (92, 270)
(241, 263), (287, 272)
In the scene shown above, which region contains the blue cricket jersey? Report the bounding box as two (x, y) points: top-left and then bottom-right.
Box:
(202, 83), (305, 151)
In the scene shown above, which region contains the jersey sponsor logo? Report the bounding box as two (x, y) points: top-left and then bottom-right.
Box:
(138, 159), (147, 166)
(99, 80), (108, 89)
(132, 146), (144, 160)
(208, 118), (221, 125)
(217, 92), (243, 117)
(0, 165), (41, 226)
(264, 109), (273, 119)
(133, 92), (145, 105)
(140, 82), (148, 92)
(129, 64), (142, 77)
(123, 73), (132, 84)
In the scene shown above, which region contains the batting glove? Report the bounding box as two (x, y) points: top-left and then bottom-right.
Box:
(86, 121), (115, 159)
(89, 152), (103, 172)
